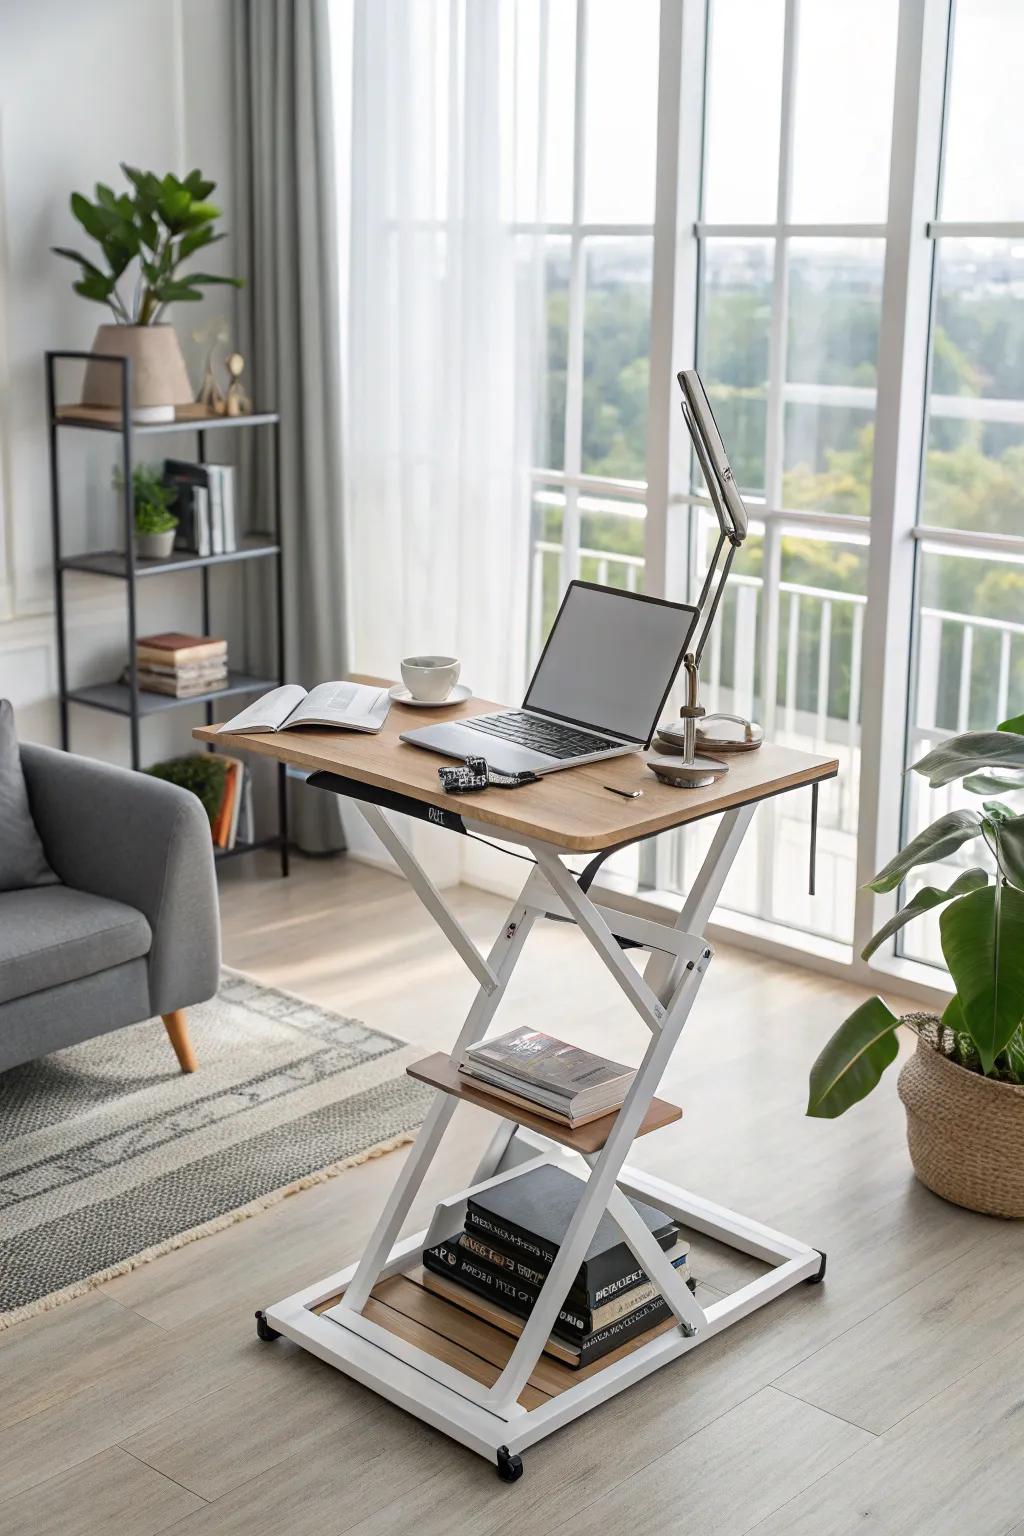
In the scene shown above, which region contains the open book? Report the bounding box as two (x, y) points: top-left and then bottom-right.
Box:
(219, 681), (391, 735)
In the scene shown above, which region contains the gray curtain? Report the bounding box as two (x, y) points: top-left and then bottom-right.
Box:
(233, 0), (347, 853)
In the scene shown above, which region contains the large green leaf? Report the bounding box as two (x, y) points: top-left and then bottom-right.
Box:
(913, 732), (1024, 788)
(181, 271), (244, 288)
(964, 770), (1024, 795)
(998, 714), (1024, 736)
(868, 809), (984, 893)
(987, 816), (1024, 892)
(807, 998), (902, 1118)
(861, 867), (989, 960)
(940, 884), (1024, 1074)
(51, 246), (108, 279)
(177, 226), (223, 261)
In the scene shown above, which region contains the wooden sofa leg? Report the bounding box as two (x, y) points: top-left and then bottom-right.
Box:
(162, 1010), (198, 1073)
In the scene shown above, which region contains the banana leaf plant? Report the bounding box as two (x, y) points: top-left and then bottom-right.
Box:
(808, 712), (1024, 1118)
(52, 165), (241, 326)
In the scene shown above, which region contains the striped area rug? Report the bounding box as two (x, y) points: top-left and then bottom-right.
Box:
(0, 971), (432, 1330)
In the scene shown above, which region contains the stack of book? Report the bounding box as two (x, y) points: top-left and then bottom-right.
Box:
(134, 632), (229, 698)
(422, 1165), (691, 1369)
(458, 1027), (635, 1128)
(163, 460), (238, 557)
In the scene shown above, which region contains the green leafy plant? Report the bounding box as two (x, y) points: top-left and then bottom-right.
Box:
(808, 712), (1024, 1117)
(146, 754), (227, 828)
(113, 462), (179, 536)
(52, 165), (242, 325)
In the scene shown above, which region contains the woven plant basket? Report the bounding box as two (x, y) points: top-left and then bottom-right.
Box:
(897, 1020), (1024, 1218)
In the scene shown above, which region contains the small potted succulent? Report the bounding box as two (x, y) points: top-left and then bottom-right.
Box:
(114, 463), (179, 558)
(807, 713), (1024, 1217)
(52, 165), (242, 422)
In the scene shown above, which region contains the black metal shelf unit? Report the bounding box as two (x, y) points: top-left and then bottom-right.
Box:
(46, 349), (289, 876)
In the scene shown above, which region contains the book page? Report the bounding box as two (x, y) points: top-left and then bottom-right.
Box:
(283, 680), (391, 733)
(219, 684), (308, 734)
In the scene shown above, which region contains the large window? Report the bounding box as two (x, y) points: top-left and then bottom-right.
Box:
(521, 0), (1024, 980)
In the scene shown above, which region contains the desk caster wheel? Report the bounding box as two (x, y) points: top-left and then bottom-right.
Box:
(806, 1251), (827, 1285)
(255, 1310), (280, 1342)
(496, 1446), (523, 1483)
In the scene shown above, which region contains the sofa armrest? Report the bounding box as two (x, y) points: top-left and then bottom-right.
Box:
(20, 745), (220, 1015)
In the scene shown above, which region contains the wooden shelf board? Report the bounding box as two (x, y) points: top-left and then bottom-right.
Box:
(54, 403), (279, 435)
(406, 1051), (681, 1153)
(316, 1265), (679, 1401)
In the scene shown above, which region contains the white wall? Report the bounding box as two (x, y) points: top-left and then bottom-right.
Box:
(0, 0), (237, 756)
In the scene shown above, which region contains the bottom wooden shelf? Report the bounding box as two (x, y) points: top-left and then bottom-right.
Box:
(316, 1264), (678, 1407)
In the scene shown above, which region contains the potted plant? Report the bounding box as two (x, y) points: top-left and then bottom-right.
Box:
(807, 713), (1024, 1217)
(114, 463), (179, 558)
(52, 166), (242, 423)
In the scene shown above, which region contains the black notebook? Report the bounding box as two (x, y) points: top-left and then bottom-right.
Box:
(465, 1165), (677, 1308)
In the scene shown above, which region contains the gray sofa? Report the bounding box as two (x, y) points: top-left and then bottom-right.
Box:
(0, 744), (220, 1074)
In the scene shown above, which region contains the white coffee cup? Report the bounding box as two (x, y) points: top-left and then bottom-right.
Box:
(401, 654), (461, 703)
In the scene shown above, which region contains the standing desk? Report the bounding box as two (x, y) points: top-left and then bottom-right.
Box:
(195, 690), (837, 1481)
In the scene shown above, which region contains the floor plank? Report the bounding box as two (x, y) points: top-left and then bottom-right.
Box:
(0, 1446), (204, 1536)
(774, 1224), (1024, 1432)
(539, 1386), (874, 1536)
(753, 1341), (1024, 1535)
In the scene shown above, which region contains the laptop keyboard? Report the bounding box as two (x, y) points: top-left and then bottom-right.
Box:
(466, 711), (622, 760)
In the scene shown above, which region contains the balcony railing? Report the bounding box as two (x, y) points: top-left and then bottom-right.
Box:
(529, 529), (1024, 950)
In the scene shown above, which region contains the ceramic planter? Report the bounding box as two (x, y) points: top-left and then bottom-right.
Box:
(135, 528), (177, 559)
(82, 324), (193, 423)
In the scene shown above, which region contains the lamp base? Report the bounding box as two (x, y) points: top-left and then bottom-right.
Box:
(646, 752), (729, 789)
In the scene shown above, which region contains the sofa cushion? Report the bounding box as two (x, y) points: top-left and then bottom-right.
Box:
(0, 886), (152, 1006)
(0, 700), (57, 892)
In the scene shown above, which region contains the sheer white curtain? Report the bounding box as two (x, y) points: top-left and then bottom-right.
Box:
(346, 0), (550, 707)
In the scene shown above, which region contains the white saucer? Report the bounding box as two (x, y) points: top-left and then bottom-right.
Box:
(388, 682), (472, 708)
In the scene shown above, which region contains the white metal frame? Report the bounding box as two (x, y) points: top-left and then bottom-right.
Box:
(261, 796), (822, 1469)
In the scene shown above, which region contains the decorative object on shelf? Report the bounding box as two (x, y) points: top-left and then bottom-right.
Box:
(807, 710), (1024, 1217)
(52, 165), (243, 423)
(113, 461), (179, 558)
(223, 351), (252, 417)
(194, 318), (230, 413)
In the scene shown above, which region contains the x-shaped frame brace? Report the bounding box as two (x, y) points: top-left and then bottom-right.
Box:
(327, 797), (758, 1419)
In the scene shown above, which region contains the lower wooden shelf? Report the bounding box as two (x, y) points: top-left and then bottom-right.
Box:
(406, 1051), (682, 1154)
(315, 1264), (678, 1407)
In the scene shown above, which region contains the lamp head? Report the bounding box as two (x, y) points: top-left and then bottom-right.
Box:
(677, 369), (748, 548)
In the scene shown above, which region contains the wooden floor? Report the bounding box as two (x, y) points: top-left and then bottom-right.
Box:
(3, 853), (1023, 1536)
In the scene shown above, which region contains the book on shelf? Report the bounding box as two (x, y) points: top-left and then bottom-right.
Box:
(163, 461), (237, 557)
(212, 754), (246, 849)
(455, 1229), (691, 1333)
(464, 1164), (677, 1308)
(131, 670), (229, 699)
(459, 1027), (635, 1125)
(219, 680), (391, 735)
(136, 632), (228, 665)
(421, 1238), (687, 1368)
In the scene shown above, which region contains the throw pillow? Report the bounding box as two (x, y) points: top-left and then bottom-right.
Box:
(0, 700), (58, 891)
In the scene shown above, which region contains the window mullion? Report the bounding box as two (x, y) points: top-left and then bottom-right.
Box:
(560, 0), (588, 590)
(853, 0), (950, 962)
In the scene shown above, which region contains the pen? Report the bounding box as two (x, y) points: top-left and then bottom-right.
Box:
(603, 784), (643, 799)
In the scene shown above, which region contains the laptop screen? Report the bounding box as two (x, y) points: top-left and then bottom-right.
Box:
(523, 582), (699, 744)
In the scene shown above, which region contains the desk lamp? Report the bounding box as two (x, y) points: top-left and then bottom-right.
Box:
(648, 369), (763, 788)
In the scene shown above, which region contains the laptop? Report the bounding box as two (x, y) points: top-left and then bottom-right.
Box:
(401, 581), (699, 777)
